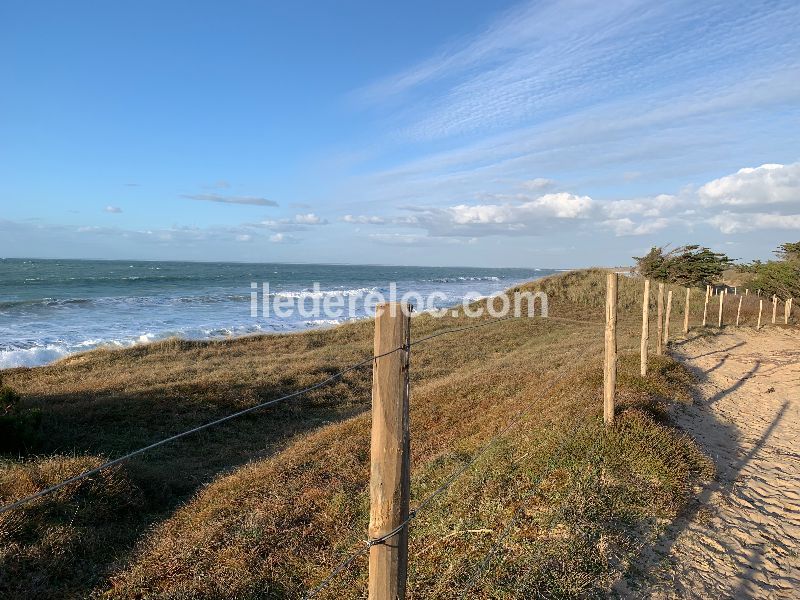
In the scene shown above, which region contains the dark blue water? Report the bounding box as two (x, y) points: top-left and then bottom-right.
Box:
(0, 258), (555, 368)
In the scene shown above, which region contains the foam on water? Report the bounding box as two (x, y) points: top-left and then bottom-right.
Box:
(0, 259), (554, 369)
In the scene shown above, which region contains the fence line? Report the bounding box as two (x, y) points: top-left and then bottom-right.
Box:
(0, 313), (554, 517)
(8, 281), (734, 596)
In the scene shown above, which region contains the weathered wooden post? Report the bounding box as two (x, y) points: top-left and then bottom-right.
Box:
(640, 279), (650, 377)
(664, 290), (673, 349)
(736, 296), (743, 327)
(702, 285), (710, 327)
(656, 283), (664, 356)
(369, 302), (411, 600)
(786, 298), (792, 325)
(683, 287), (690, 334)
(746, 289), (749, 296)
(758, 299), (763, 329)
(772, 295), (778, 325)
(718, 290), (724, 327)
(604, 273), (617, 426)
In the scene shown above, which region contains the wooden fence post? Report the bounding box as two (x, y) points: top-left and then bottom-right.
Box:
(683, 287), (690, 334)
(786, 298), (791, 325)
(772, 295), (778, 324)
(664, 290), (673, 350)
(746, 289), (749, 296)
(758, 299), (763, 329)
(736, 296), (742, 326)
(656, 283), (664, 356)
(369, 302), (411, 600)
(604, 273), (617, 426)
(640, 279), (650, 377)
(702, 285), (709, 327)
(718, 290), (724, 327)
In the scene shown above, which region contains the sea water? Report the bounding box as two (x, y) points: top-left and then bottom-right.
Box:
(0, 258), (555, 368)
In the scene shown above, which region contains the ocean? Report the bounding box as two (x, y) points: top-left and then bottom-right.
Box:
(0, 258), (555, 369)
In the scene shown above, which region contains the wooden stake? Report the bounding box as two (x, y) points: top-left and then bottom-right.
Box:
(772, 295), (778, 324)
(702, 285), (709, 327)
(758, 299), (763, 329)
(640, 279), (650, 377)
(786, 298), (791, 325)
(746, 289), (749, 296)
(736, 296), (743, 326)
(718, 290), (724, 327)
(683, 287), (690, 334)
(604, 273), (617, 426)
(664, 290), (673, 350)
(656, 283), (664, 356)
(369, 302), (411, 600)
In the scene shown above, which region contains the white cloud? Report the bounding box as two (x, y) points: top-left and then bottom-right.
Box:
(340, 161), (800, 241)
(342, 214), (386, 224)
(375, 192), (595, 237)
(181, 193), (278, 207)
(603, 194), (682, 219)
(368, 233), (425, 245)
(603, 217), (671, 237)
(354, 0), (800, 142)
(105, 206), (123, 214)
(292, 213), (325, 224)
(521, 178), (556, 192)
(698, 162), (800, 209)
(708, 212), (800, 234)
(255, 213), (329, 232)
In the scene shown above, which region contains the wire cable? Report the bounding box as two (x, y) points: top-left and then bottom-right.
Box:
(0, 345), (409, 516)
(304, 371), (574, 599)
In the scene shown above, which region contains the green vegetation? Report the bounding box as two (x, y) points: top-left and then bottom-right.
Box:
(0, 270), (714, 598)
(737, 241), (800, 298)
(634, 245), (732, 286)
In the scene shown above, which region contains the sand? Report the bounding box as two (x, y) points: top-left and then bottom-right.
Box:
(624, 327), (800, 598)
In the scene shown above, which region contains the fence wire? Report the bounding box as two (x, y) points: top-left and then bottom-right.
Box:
(0, 313), (531, 516)
(303, 366), (583, 599)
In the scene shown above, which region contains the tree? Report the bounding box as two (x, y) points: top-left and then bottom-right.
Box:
(742, 241), (800, 299)
(633, 245), (732, 286)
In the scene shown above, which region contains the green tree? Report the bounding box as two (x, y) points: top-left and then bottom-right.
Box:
(744, 241), (800, 299)
(634, 245), (732, 286)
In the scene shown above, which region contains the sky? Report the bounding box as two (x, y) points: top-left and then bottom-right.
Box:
(1, 0), (799, 268)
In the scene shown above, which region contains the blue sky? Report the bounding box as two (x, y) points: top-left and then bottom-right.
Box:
(1, 0), (799, 267)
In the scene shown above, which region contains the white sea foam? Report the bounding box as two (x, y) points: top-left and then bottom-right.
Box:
(0, 345), (71, 369)
(272, 287), (378, 300)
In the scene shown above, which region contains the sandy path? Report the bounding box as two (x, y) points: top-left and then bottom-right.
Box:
(623, 327), (800, 598)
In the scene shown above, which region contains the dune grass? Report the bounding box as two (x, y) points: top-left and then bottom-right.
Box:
(0, 269), (721, 598)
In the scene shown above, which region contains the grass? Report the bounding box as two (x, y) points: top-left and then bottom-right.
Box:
(0, 269), (718, 598)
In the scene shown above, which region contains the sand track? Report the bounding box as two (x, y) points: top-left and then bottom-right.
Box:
(629, 327), (800, 598)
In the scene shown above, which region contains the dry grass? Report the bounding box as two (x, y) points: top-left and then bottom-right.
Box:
(0, 269), (717, 598)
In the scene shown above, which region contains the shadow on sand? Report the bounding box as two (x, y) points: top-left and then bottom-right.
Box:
(616, 327), (789, 597)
